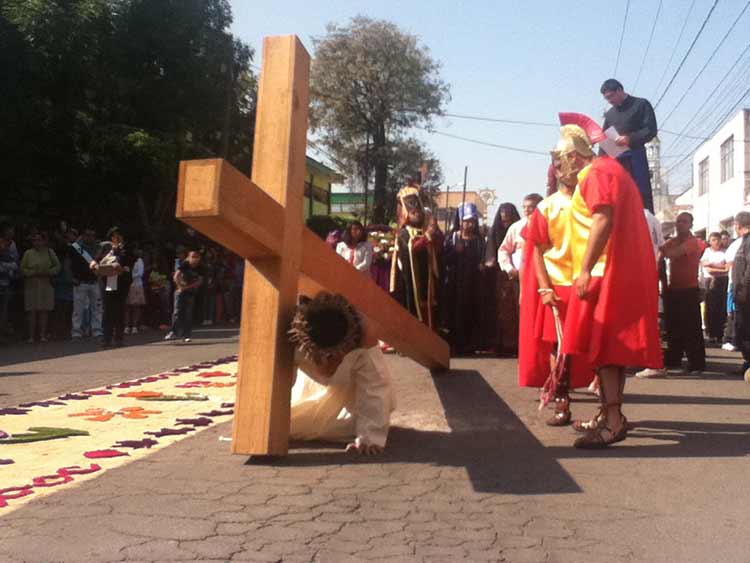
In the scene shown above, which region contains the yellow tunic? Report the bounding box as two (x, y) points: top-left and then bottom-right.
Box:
(571, 165), (608, 279)
(535, 191), (575, 286)
(535, 180), (607, 287)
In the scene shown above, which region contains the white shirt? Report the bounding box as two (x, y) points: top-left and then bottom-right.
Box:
(725, 238), (742, 263)
(290, 346), (395, 448)
(336, 241), (373, 275)
(644, 210), (664, 264)
(725, 238), (742, 288)
(130, 258), (144, 288)
(497, 218), (527, 273)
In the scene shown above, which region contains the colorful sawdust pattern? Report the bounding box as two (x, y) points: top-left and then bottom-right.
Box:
(0, 357), (238, 512)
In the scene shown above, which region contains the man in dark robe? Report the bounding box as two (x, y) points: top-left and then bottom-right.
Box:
(600, 79), (658, 213)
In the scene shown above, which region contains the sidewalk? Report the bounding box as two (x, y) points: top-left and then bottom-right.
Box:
(1, 344), (749, 562)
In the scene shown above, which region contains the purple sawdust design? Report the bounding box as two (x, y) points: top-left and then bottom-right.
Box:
(138, 375), (169, 383)
(220, 402), (235, 409)
(19, 400), (66, 408)
(0, 431), (8, 439)
(0, 408), (30, 416)
(113, 438), (158, 449)
(107, 381), (142, 389)
(83, 390), (111, 396)
(197, 409), (234, 417)
(144, 427), (194, 438)
(58, 394), (90, 401)
(0, 459), (14, 465)
(175, 417), (213, 427)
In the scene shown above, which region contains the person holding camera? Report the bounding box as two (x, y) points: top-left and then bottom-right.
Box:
(94, 227), (132, 347)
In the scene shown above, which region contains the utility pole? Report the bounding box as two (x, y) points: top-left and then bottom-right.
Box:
(444, 182), (451, 232)
(460, 165), (468, 226)
(362, 132), (370, 224)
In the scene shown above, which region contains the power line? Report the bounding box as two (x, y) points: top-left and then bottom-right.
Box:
(653, 0), (697, 98)
(418, 128), (549, 156)
(663, 45), (750, 154)
(663, 51), (750, 153)
(442, 113), (557, 127)
(613, 0), (631, 77)
(633, 0), (663, 92)
(660, 1), (750, 127)
(440, 111), (736, 142)
(665, 85), (750, 175)
(654, 0), (720, 109)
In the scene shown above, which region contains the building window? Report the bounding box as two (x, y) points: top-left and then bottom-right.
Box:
(721, 136), (734, 183)
(698, 158), (709, 196)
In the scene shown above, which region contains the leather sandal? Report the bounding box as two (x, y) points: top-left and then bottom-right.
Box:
(546, 409), (572, 426)
(573, 412), (628, 449)
(545, 396), (571, 426)
(572, 407), (604, 433)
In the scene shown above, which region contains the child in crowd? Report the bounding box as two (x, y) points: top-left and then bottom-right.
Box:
(125, 248), (145, 334)
(336, 221), (373, 276)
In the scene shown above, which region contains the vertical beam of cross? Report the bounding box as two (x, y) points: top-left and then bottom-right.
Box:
(231, 36), (310, 456)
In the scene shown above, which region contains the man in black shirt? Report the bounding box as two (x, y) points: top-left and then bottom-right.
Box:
(165, 250), (203, 343)
(600, 79), (658, 213)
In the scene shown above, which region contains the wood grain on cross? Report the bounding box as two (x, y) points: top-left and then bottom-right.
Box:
(176, 35), (450, 456)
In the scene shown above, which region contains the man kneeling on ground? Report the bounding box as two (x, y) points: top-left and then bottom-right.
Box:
(289, 292), (396, 455)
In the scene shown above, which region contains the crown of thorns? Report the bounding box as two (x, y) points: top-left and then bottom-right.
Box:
(288, 292), (363, 360)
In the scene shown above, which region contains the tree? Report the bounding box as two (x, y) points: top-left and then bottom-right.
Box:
(311, 16), (449, 224)
(382, 137), (443, 222)
(0, 0), (256, 240)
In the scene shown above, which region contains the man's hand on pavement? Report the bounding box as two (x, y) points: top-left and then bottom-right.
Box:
(346, 441), (383, 456)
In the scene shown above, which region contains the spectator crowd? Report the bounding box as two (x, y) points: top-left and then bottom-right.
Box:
(325, 199), (750, 377)
(3, 202), (750, 375)
(0, 222), (245, 347)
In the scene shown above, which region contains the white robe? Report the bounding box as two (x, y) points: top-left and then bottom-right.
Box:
(290, 346), (395, 448)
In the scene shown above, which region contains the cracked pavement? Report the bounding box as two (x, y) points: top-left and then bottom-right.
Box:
(2, 335), (750, 562)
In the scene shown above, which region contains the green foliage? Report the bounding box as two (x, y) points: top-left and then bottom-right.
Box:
(311, 16), (449, 224)
(0, 0), (256, 238)
(306, 215), (349, 240)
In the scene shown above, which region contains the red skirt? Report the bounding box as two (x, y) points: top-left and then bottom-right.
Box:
(526, 285), (596, 389)
(562, 276), (662, 369)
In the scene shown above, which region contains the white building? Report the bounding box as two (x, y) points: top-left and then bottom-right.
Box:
(674, 109), (750, 237)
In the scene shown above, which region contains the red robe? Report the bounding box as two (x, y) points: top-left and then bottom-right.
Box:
(518, 205), (596, 389)
(562, 157), (663, 368)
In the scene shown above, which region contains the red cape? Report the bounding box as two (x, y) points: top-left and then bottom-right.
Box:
(518, 210), (596, 388)
(561, 157), (663, 368)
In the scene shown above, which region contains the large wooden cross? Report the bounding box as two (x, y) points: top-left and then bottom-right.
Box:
(175, 35), (450, 456)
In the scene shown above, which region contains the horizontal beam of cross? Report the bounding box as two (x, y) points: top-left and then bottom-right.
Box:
(176, 158), (450, 370)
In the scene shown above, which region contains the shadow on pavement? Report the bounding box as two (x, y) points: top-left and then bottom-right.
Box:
(251, 369), (583, 496)
(624, 393), (750, 406)
(0, 327), (239, 368)
(550, 419), (750, 459)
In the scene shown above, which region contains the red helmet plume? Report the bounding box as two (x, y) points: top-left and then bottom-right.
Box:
(558, 112), (606, 144)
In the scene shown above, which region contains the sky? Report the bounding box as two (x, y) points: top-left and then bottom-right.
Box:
(231, 0), (750, 218)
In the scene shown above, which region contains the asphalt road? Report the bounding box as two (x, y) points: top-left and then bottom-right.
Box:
(1, 335), (750, 562)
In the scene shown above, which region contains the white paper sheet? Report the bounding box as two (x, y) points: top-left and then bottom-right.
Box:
(599, 126), (627, 158)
